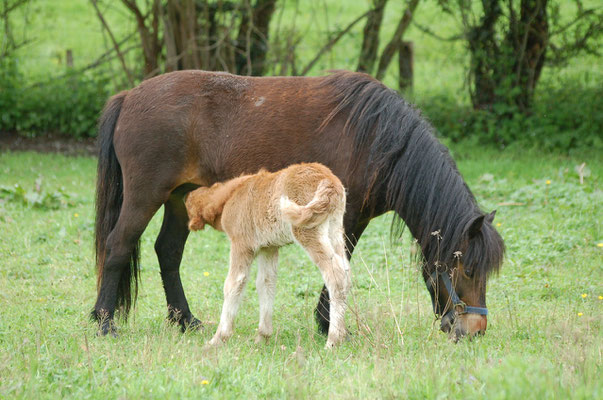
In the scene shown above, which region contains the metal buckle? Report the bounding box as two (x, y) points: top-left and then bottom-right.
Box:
(454, 300), (467, 315)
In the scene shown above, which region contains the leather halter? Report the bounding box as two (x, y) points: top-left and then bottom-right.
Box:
(427, 269), (488, 316)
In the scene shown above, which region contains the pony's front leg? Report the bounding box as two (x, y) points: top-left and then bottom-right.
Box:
(156, 194), (202, 332)
(255, 248), (278, 344)
(208, 245), (254, 346)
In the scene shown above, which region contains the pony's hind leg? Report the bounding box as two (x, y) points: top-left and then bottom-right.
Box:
(155, 192), (201, 332)
(94, 195), (161, 335)
(208, 245), (255, 346)
(295, 227), (351, 348)
(255, 247), (278, 343)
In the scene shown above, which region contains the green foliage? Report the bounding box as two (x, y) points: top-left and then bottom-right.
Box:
(421, 79), (603, 151)
(0, 177), (75, 209)
(0, 58), (110, 138)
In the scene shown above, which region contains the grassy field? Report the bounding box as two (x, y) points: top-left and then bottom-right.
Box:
(0, 147), (601, 398)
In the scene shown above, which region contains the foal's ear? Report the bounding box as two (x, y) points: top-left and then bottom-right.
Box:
(188, 217), (205, 231)
(486, 210), (496, 224)
(467, 215), (485, 239)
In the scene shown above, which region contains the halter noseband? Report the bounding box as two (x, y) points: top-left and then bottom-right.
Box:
(427, 269), (488, 316)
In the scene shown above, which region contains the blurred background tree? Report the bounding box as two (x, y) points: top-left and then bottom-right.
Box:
(436, 0), (601, 113)
(0, 0), (601, 150)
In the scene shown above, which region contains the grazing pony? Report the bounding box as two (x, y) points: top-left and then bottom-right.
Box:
(93, 70), (504, 340)
(185, 163), (350, 348)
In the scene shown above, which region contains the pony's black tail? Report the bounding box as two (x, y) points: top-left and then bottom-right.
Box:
(94, 91), (139, 319)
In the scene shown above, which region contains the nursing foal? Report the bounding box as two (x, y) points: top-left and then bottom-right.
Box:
(185, 163), (351, 348)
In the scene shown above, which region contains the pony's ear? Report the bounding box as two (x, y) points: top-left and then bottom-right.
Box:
(486, 210), (496, 224)
(467, 214), (485, 238)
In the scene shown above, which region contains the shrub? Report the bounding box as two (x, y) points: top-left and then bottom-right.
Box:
(420, 79), (603, 152)
(0, 60), (111, 138)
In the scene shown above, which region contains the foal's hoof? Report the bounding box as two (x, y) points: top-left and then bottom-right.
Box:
(204, 336), (226, 350)
(254, 334), (271, 345)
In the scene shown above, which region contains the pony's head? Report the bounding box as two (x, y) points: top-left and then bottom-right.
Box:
(426, 210), (504, 340)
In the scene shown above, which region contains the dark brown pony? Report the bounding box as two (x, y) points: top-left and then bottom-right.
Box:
(93, 70), (504, 339)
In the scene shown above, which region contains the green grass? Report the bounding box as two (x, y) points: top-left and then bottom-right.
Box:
(0, 147), (601, 398)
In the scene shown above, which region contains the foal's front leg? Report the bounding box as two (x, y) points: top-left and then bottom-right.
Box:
(255, 248), (278, 343)
(208, 245), (254, 346)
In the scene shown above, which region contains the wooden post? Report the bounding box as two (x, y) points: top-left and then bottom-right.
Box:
(66, 49), (74, 68)
(398, 41), (413, 93)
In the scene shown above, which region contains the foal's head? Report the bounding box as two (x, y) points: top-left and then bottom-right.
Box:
(185, 175), (252, 232)
(185, 187), (213, 231)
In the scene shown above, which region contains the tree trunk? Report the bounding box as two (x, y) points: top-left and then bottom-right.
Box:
(467, 0), (502, 110)
(375, 0), (420, 81)
(235, 0), (277, 76)
(398, 41), (413, 92)
(512, 0), (548, 111)
(357, 0), (388, 74)
(121, 0), (161, 77)
(468, 0), (548, 112)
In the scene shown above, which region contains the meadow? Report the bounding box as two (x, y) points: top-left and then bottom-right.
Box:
(1, 0), (601, 398)
(0, 146), (601, 399)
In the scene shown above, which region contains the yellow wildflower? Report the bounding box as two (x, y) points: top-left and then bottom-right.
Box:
(545, 180), (551, 185)
(597, 243), (603, 248)
(577, 312), (583, 317)
(203, 271), (210, 277)
(598, 296), (603, 300)
(74, 213), (79, 218)
(201, 380), (209, 385)
(496, 223), (501, 227)
(581, 293), (587, 298)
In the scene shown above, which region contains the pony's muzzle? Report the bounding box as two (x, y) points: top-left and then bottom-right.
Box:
(442, 312), (487, 340)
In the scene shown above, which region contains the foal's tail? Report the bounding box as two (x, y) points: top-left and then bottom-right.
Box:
(280, 179), (344, 229)
(94, 91), (139, 318)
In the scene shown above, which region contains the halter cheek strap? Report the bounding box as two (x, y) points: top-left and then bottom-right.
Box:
(427, 270), (488, 316)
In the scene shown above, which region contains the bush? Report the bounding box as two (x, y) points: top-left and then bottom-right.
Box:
(0, 59), (111, 138)
(418, 78), (603, 152)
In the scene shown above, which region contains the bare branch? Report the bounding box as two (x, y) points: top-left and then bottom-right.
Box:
(300, 10), (370, 76)
(90, 0), (134, 86)
(375, 0), (420, 81)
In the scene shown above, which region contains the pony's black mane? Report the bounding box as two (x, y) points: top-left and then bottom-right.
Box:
(322, 71), (504, 276)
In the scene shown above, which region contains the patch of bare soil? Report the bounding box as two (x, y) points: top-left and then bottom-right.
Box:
(0, 132), (97, 156)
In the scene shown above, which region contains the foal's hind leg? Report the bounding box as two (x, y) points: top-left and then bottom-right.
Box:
(255, 248), (278, 343)
(315, 219), (368, 335)
(155, 193), (202, 332)
(208, 245), (255, 346)
(295, 227), (351, 348)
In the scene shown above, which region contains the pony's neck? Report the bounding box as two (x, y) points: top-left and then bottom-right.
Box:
(387, 128), (480, 266)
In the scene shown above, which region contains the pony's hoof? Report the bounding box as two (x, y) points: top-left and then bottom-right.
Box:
(96, 323), (117, 338)
(180, 316), (203, 333)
